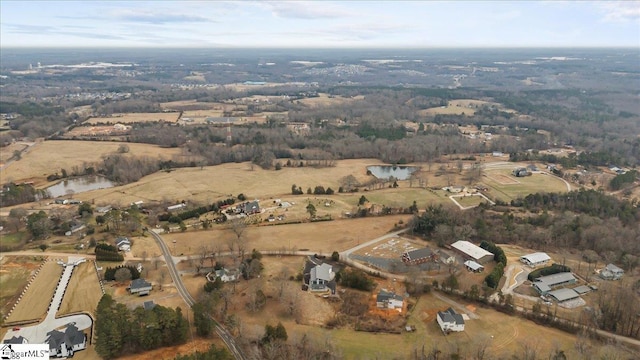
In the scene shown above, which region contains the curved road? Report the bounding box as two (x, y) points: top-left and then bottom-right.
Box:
(149, 230), (246, 360)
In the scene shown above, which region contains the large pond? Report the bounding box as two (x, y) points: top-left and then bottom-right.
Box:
(46, 176), (115, 198)
(366, 165), (419, 180)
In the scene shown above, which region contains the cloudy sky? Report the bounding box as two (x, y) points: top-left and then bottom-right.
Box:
(1, 1), (639, 48)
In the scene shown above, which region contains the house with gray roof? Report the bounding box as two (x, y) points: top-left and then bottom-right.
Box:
(3, 336), (27, 344)
(129, 278), (152, 296)
(376, 290), (404, 311)
(600, 263), (624, 280)
(402, 248), (435, 265)
(437, 307), (465, 333)
(309, 263), (335, 293)
(45, 323), (87, 358)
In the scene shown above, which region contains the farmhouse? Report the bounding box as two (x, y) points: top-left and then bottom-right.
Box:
(464, 260), (484, 273)
(309, 263), (335, 293)
(206, 268), (239, 283)
(376, 290), (404, 311)
(520, 252), (551, 267)
(437, 308), (465, 333)
(547, 288), (580, 303)
(451, 241), (494, 264)
(45, 323), (87, 358)
(402, 248), (435, 265)
(115, 237), (131, 252)
(600, 263), (624, 280)
(241, 200), (260, 215)
(532, 272), (576, 294)
(129, 278), (152, 296)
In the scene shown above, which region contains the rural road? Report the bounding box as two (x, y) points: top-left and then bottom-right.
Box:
(150, 230), (246, 360)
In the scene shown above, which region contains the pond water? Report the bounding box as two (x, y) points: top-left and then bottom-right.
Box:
(46, 176), (115, 198)
(366, 165), (418, 180)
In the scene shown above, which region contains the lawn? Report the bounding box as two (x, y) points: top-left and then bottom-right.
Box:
(2, 140), (183, 185)
(451, 194), (488, 208)
(58, 261), (104, 316)
(4, 260), (64, 323)
(483, 169), (569, 202)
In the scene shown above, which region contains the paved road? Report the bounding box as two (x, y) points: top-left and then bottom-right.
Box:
(150, 230), (246, 360)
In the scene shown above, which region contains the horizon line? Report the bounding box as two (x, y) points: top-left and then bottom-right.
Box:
(1, 45), (639, 50)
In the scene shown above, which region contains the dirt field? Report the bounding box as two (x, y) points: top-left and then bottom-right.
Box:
(165, 215), (409, 256)
(0, 143), (29, 164)
(297, 93), (364, 108)
(1, 140), (183, 185)
(4, 260), (64, 323)
(0, 256), (44, 318)
(84, 112), (180, 125)
(418, 99), (516, 117)
(160, 100), (220, 111)
(58, 261), (104, 316)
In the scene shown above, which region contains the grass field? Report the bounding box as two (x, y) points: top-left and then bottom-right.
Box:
(4, 260), (63, 323)
(1, 140), (184, 185)
(166, 215), (409, 256)
(483, 169), (569, 202)
(84, 112), (180, 124)
(418, 99), (517, 117)
(451, 194), (488, 208)
(0, 257), (43, 318)
(296, 93), (364, 108)
(0, 143), (29, 164)
(58, 261), (103, 316)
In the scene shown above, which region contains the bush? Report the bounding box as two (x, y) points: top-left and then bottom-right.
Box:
(337, 269), (375, 291)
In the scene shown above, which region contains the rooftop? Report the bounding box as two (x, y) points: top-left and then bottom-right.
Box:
(520, 252), (551, 264)
(548, 288), (580, 302)
(451, 241), (493, 260)
(438, 307), (464, 325)
(405, 248), (432, 260)
(464, 260), (484, 271)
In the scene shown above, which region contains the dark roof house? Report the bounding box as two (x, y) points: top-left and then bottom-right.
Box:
(129, 278), (152, 296)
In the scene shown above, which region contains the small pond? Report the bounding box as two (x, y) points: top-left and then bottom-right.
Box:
(46, 176), (115, 198)
(366, 165), (419, 180)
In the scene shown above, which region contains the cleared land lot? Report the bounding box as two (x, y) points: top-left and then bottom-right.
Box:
(4, 260), (64, 323)
(84, 112), (180, 124)
(1, 140), (183, 185)
(166, 215), (410, 256)
(419, 99), (516, 116)
(483, 169), (568, 201)
(0, 257), (43, 318)
(58, 261), (103, 316)
(297, 93), (364, 108)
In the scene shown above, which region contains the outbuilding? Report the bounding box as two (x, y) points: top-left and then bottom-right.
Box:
(520, 252), (551, 267)
(451, 241), (494, 264)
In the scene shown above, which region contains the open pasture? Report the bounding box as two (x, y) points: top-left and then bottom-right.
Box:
(483, 168), (569, 201)
(84, 112), (180, 125)
(160, 100), (220, 111)
(0, 257), (43, 318)
(296, 93), (365, 108)
(58, 261), (103, 316)
(165, 215), (409, 256)
(419, 99), (516, 116)
(1, 140), (183, 185)
(4, 260), (64, 323)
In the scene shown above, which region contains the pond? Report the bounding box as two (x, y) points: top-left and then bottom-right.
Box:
(46, 176), (115, 198)
(366, 165), (419, 180)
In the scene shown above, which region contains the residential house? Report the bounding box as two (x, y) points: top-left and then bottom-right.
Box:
(437, 308), (465, 333)
(45, 324), (87, 358)
(402, 248), (435, 265)
(520, 252), (551, 267)
(512, 167), (531, 177)
(115, 237), (131, 252)
(241, 201), (260, 215)
(129, 278), (152, 296)
(376, 290), (404, 311)
(309, 263), (335, 293)
(3, 336), (27, 344)
(207, 268), (239, 283)
(600, 263), (624, 280)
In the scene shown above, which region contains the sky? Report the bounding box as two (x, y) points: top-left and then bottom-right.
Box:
(1, 1), (639, 48)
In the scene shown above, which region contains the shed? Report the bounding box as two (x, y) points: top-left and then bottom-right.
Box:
(520, 252), (551, 267)
(464, 260), (484, 273)
(548, 288), (580, 303)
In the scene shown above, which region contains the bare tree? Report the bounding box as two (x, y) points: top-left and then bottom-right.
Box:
(229, 217), (248, 259)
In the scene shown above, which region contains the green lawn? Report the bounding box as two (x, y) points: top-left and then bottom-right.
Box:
(0, 231), (27, 248)
(451, 195), (488, 208)
(483, 170), (568, 202)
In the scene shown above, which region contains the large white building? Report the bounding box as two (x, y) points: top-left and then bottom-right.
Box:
(450, 241), (494, 264)
(437, 308), (465, 333)
(520, 252), (551, 267)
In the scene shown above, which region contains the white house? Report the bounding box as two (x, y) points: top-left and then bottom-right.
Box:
(600, 263), (624, 280)
(206, 268), (239, 283)
(376, 290), (404, 311)
(309, 263), (335, 293)
(45, 324), (87, 358)
(437, 307), (465, 333)
(115, 237), (131, 252)
(520, 252), (551, 267)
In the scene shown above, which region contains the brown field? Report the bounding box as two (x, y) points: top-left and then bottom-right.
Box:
(58, 261), (103, 316)
(160, 100), (220, 111)
(0, 256), (44, 318)
(72, 159), (380, 205)
(4, 260), (64, 323)
(297, 93), (364, 108)
(0, 143), (29, 163)
(84, 112), (180, 125)
(1, 140), (184, 185)
(486, 173), (520, 185)
(166, 215), (410, 256)
(419, 99), (516, 117)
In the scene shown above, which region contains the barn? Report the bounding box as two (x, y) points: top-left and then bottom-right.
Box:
(451, 241), (494, 264)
